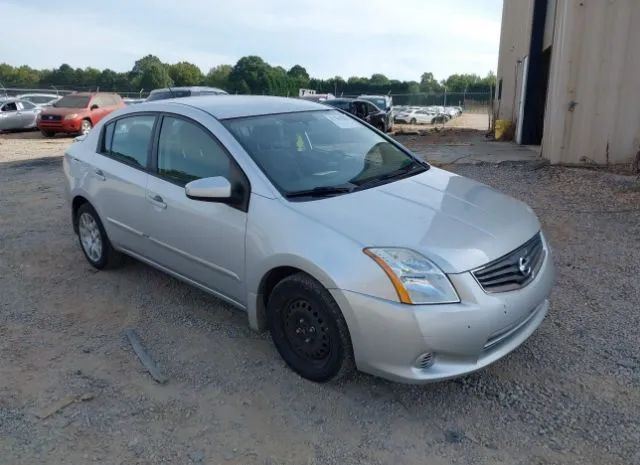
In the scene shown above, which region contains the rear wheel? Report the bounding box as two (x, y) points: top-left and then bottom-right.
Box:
(410, 118), (417, 125)
(80, 119), (92, 135)
(41, 130), (55, 137)
(75, 203), (123, 269)
(267, 273), (354, 382)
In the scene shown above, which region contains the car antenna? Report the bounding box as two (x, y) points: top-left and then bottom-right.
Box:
(167, 86), (175, 98)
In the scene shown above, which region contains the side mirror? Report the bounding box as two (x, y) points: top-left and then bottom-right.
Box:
(90, 104), (99, 111)
(185, 176), (231, 201)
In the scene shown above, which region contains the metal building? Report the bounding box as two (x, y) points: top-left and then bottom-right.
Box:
(495, 0), (640, 166)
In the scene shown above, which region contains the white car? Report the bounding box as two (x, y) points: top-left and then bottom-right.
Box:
(395, 109), (438, 125)
(18, 93), (61, 108)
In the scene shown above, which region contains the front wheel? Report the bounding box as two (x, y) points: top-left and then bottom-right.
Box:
(80, 119), (92, 135)
(41, 130), (55, 137)
(267, 273), (354, 382)
(410, 118), (417, 125)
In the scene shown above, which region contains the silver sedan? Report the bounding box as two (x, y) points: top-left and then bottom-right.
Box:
(63, 96), (554, 384)
(0, 98), (41, 131)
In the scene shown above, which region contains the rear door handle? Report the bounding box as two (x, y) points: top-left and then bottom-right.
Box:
(94, 169), (106, 181)
(147, 193), (167, 209)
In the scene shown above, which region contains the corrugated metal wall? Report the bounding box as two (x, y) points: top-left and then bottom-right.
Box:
(497, 0), (640, 165)
(543, 0), (640, 165)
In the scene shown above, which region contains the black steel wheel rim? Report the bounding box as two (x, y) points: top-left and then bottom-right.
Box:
(282, 298), (330, 361)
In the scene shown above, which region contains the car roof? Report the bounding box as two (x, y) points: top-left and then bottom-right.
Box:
(149, 86), (226, 94)
(164, 95), (328, 119)
(18, 93), (59, 98)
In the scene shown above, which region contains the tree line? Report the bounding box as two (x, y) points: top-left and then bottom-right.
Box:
(0, 55), (496, 97)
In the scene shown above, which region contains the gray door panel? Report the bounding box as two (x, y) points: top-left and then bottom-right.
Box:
(89, 155), (149, 253)
(144, 176), (247, 304)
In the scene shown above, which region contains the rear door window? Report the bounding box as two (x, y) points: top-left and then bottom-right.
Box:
(19, 101), (36, 110)
(2, 102), (18, 112)
(102, 115), (156, 168)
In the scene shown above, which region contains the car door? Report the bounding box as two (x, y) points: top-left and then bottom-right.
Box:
(0, 101), (19, 130)
(89, 95), (109, 124)
(143, 114), (248, 305)
(90, 113), (157, 254)
(17, 101), (39, 128)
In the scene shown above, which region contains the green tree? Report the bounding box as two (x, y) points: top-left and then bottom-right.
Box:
(138, 62), (173, 91)
(205, 64), (232, 89)
(169, 61), (204, 86)
(419, 72), (442, 93)
(130, 55), (167, 88)
(77, 67), (101, 89)
(228, 56), (272, 94)
(287, 64), (309, 82)
(10, 65), (40, 87)
(369, 73), (390, 86)
(97, 69), (119, 90)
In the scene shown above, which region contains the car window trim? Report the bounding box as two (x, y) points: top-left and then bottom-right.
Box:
(96, 111), (159, 173)
(150, 111), (252, 212)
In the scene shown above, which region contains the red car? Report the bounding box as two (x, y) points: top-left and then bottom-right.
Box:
(37, 92), (125, 137)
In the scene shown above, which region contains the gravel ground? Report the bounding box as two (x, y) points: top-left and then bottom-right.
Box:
(0, 131), (72, 163)
(1, 139), (639, 464)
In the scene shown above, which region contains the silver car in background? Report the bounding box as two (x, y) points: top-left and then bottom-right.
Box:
(0, 98), (41, 132)
(63, 96), (554, 384)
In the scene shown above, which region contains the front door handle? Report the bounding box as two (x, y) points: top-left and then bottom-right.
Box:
(94, 169), (106, 181)
(147, 193), (167, 209)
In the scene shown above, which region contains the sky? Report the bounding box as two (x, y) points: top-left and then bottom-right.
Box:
(0, 0), (503, 81)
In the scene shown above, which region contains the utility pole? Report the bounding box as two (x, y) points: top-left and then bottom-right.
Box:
(444, 86), (447, 107)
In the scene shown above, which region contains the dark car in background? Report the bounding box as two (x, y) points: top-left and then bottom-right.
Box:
(146, 86), (228, 102)
(359, 94), (393, 132)
(324, 98), (389, 132)
(37, 92), (125, 137)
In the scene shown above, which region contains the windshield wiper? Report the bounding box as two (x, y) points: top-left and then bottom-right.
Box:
(355, 161), (427, 190)
(285, 185), (354, 198)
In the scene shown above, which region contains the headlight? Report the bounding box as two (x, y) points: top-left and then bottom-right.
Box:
(364, 248), (459, 304)
(64, 113), (78, 120)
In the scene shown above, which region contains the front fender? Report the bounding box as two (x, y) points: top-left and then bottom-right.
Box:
(244, 195), (399, 330)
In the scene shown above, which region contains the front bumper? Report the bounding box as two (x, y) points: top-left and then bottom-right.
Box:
(38, 119), (82, 133)
(330, 246), (555, 383)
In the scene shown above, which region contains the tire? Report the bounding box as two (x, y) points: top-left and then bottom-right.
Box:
(80, 119), (92, 136)
(410, 118), (417, 125)
(41, 130), (55, 137)
(75, 203), (123, 269)
(267, 273), (354, 382)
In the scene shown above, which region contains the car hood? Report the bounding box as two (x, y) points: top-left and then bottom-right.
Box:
(287, 167), (540, 273)
(40, 107), (88, 116)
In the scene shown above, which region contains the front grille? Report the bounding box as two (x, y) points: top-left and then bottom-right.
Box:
(473, 233), (544, 293)
(41, 114), (62, 121)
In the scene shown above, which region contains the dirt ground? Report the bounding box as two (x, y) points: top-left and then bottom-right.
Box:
(1, 131), (639, 465)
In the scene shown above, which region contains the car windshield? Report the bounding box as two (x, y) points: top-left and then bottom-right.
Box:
(223, 110), (427, 198)
(53, 95), (90, 108)
(362, 97), (387, 110)
(147, 90), (192, 101)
